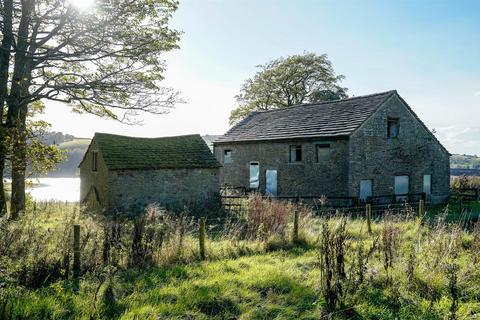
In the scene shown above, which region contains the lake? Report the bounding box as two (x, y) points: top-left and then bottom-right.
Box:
(25, 178), (80, 202)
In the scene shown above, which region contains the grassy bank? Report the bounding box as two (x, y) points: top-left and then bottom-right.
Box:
(1, 199), (480, 319)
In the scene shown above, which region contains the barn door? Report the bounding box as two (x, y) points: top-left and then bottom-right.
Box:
(265, 170), (278, 196)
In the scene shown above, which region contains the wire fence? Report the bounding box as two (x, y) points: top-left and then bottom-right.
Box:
(221, 190), (480, 217)
(222, 196), (425, 218)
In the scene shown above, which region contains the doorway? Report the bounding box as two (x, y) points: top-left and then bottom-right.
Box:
(265, 170), (278, 196)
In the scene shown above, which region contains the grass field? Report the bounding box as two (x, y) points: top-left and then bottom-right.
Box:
(1, 198), (480, 319)
(57, 138), (91, 148)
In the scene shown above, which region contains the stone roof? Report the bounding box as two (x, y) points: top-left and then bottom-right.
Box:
(215, 90), (397, 143)
(91, 133), (221, 170)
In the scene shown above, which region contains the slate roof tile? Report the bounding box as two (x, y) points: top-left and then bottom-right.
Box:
(215, 90), (396, 143)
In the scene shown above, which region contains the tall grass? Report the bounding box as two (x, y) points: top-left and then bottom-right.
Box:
(0, 195), (308, 288)
(0, 196), (480, 319)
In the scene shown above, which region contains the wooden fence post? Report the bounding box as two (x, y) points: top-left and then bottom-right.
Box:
(293, 209), (299, 243)
(419, 199), (425, 218)
(73, 224), (81, 291)
(199, 217), (206, 260)
(366, 204), (372, 234)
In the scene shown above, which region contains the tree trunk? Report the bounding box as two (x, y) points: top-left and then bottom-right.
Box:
(0, 0), (14, 217)
(6, 0), (34, 218)
(0, 128), (7, 217)
(0, 148), (6, 217)
(9, 130), (26, 218)
(10, 174), (25, 217)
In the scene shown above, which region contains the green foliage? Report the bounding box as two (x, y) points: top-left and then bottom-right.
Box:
(230, 52), (348, 125)
(3, 104), (66, 177)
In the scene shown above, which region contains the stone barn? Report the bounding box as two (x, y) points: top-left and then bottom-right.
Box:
(213, 90), (450, 204)
(80, 133), (221, 214)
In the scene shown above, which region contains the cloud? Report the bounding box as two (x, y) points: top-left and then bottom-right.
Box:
(474, 91), (480, 96)
(435, 126), (480, 155)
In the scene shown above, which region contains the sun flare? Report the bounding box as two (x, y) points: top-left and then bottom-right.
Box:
(69, 0), (95, 10)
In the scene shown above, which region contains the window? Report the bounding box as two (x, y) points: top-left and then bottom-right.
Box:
(387, 118), (399, 138)
(249, 162), (259, 189)
(92, 151), (98, 172)
(289, 145), (302, 162)
(316, 144), (331, 162)
(423, 174), (432, 196)
(359, 179), (373, 202)
(394, 175), (409, 201)
(223, 149), (232, 164)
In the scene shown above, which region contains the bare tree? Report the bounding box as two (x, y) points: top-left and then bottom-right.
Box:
(0, 0), (182, 216)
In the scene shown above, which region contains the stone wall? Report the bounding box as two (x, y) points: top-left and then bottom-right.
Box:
(348, 94), (450, 203)
(214, 95), (450, 204)
(107, 168), (220, 215)
(214, 139), (349, 198)
(79, 139), (110, 212)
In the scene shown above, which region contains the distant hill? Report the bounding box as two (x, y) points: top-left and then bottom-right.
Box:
(39, 132), (76, 145)
(450, 154), (480, 169)
(46, 138), (91, 177)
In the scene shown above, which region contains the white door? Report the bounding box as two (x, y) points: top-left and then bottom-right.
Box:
(265, 170), (278, 196)
(394, 176), (409, 201)
(249, 162), (259, 189)
(423, 174), (432, 196)
(359, 180), (373, 202)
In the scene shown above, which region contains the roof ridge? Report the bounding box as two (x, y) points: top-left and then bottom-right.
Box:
(94, 132), (201, 140)
(255, 90), (397, 115)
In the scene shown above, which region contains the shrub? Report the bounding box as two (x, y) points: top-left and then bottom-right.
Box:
(244, 194), (292, 240)
(451, 175), (480, 189)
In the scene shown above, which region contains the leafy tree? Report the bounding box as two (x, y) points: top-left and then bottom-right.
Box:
(0, 0), (181, 216)
(1, 103), (66, 216)
(230, 52), (348, 125)
(6, 103), (66, 175)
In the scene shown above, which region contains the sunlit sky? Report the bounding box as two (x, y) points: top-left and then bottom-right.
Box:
(42, 0), (480, 155)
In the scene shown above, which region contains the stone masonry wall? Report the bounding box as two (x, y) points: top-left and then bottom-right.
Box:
(79, 139), (110, 212)
(107, 168), (220, 214)
(348, 94), (450, 203)
(213, 139), (349, 198)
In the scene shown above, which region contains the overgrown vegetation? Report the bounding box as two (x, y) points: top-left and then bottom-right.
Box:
(451, 174), (480, 190)
(1, 196), (480, 319)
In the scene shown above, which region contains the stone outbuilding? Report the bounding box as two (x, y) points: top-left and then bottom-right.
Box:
(213, 90), (450, 204)
(80, 133), (221, 214)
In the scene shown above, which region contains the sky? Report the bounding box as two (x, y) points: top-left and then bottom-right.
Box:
(43, 0), (480, 155)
